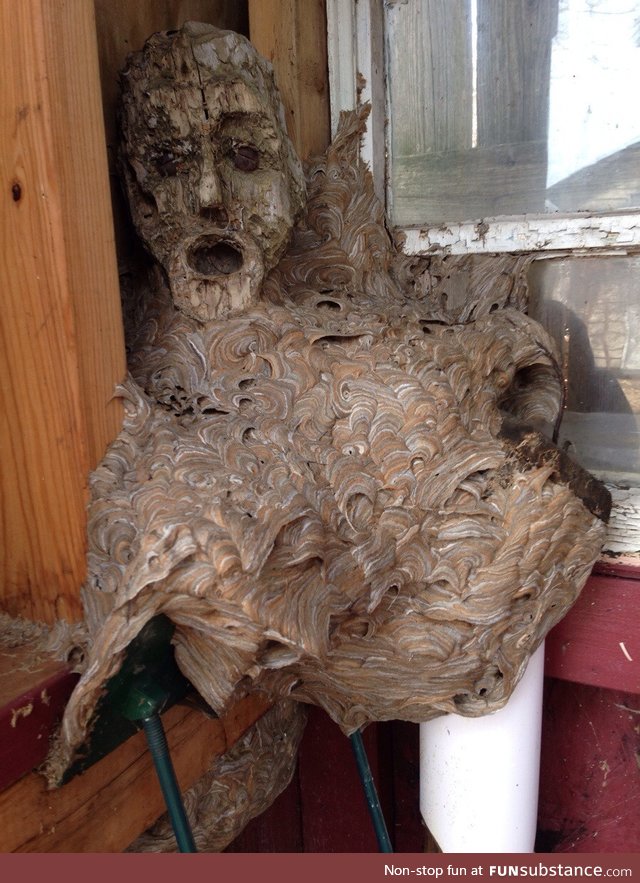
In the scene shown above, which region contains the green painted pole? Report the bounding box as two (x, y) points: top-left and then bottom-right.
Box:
(142, 713), (197, 853)
(350, 730), (394, 853)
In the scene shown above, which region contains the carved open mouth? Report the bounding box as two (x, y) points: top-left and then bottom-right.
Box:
(187, 239), (243, 277)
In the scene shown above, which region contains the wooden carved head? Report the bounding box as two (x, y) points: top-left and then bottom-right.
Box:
(119, 22), (305, 323)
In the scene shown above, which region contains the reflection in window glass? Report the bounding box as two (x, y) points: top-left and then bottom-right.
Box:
(528, 256), (640, 484)
(386, 0), (640, 225)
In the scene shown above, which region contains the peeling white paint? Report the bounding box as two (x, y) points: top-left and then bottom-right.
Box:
(603, 485), (640, 555)
(401, 213), (640, 256)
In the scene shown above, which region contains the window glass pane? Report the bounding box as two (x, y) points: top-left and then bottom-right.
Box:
(528, 255), (640, 485)
(386, 0), (640, 225)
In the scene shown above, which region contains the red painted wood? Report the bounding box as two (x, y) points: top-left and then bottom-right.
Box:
(595, 558), (640, 581)
(388, 720), (424, 853)
(227, 717), (425, 853)
(538, 678), (640, 853)
(226, 768), (303, 852)
(0, 648), (78, 791)
(297, 707), (383, 852)
(230, 683), (640, 854)
(545, 574), (640, 694)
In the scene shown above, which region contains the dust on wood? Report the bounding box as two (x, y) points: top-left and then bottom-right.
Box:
(10, 703), (34, 728)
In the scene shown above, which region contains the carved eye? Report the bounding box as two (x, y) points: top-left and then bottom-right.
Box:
(155, 152), (178, 177)
(230, 144), (260, 172)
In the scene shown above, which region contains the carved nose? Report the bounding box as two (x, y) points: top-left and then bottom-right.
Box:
(197, 155), (225, 216)
(200, 205), (229, 224)
(197, 164), (228, 225)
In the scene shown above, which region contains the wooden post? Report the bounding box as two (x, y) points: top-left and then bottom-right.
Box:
(0, 0), (126, 624)
(248, 0), (331, 160)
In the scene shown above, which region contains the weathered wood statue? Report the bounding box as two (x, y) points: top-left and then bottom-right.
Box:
(118, 22), (304, 324)
(53, 22), (609, 846)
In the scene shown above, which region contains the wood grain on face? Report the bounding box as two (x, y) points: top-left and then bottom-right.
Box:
(119, 24), (305, 322)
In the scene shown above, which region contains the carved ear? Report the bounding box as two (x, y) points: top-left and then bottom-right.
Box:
(121, 158), (159, 226)
(118, 151), (160, 231)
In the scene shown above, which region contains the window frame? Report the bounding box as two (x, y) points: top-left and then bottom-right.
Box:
(326, 0), (640, 255)
(326, 0), (640, 566)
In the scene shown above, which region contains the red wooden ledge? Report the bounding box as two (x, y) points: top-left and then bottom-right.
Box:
(545, 571), (640, 694)
(0, 646), (78, 791)
(594, 556), (640, 581)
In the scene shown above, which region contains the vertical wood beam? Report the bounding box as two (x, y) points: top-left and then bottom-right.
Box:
(43, 1), (126, 470)
(0, 0), (125, 624)
(248, 0), (331, 160)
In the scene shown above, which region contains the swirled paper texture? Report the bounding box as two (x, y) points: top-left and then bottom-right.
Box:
(54, 27), (608, 781)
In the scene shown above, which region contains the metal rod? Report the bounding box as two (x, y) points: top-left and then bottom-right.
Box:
(142, 713), (197, 853)
(350, 730), (393, 853)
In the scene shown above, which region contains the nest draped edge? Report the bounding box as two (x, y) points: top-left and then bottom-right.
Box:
(46, 108), (609, 787)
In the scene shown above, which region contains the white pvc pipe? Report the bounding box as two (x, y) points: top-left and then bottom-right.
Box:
(419, 643), (545, 853)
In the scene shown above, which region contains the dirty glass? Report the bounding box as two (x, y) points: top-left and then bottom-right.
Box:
(528, 255), (640, 485)
(386, 0), (640, 225)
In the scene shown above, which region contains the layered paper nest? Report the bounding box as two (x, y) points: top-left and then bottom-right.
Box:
(54, 109), (609, 777)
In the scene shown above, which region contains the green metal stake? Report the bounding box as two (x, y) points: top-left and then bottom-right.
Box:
(142, 713), (197, 853)
(117, 672), (197, 853)
(350, 730), (394, 853)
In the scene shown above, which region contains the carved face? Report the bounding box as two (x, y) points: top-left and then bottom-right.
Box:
(120, 23), (305, 323)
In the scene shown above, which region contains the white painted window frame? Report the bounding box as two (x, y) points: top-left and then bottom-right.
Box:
(326, 0), (640, 257)
(326, 0), (640, 556)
